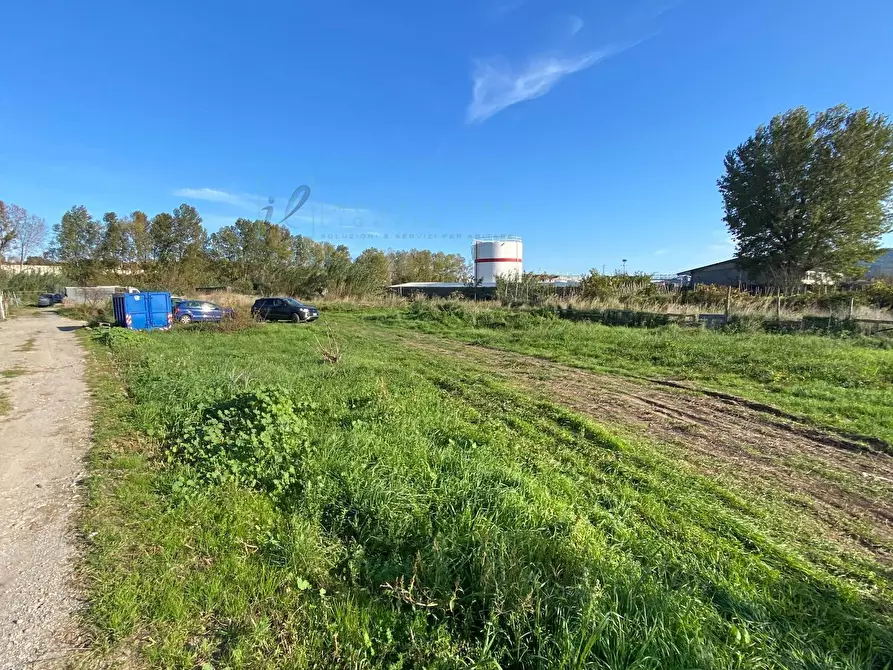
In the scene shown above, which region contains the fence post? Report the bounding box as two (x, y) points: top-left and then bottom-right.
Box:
(776, 291), (781, 322)
(849, 297), (855, 320)
(0, 292), (5, 321)
(724, 285), (732, 321)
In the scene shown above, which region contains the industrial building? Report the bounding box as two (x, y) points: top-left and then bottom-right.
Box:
(472, 236), (523, 285)
(680, 247), (893, 288)
(678, 259), (752, 288)
(679, 259), (840, 289)
(389, 236), (525, 298)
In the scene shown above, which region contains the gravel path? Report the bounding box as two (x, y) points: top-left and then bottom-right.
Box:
(0, 310), (90, 669)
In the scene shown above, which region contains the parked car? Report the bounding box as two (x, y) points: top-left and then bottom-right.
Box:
(37, 293), (54, 307)
(170, 296), (186, 312)
(173, 300), (234, 324)
(52, 293), (64, 304)
(251, 297), (319, 322)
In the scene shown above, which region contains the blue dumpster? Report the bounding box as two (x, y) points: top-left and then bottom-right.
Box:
(112, 292), (172, 331)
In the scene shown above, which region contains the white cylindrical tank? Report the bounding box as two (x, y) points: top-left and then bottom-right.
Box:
(473, 237), (523, 285)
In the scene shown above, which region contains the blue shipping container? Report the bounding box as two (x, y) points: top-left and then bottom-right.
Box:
(112, 292), (172, 331)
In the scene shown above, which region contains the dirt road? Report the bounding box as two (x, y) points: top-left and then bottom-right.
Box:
(0, 310), (90, 669)
(400, 333), (893, 564)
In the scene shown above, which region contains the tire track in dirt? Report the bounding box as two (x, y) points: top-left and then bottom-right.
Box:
(398, 333), (893, 561)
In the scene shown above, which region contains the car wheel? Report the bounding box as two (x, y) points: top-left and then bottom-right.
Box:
(179, 314), (192, 324)
(291, 312), (303, 323)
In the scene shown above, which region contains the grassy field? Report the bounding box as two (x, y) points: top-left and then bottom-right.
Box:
(77, 315), (893, 669)
(362, 303), (893, 447)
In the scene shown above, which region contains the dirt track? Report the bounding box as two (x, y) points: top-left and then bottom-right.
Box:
(401, 333), (893, 561)
(0, 310), (89, 669)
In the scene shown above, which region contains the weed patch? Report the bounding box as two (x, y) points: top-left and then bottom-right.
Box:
(15, 337), (36, 352)
(167, 388), (314, 498)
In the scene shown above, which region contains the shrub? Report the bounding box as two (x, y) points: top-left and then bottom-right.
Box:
(722, 315), (766, 333)
(578, 270), (657, 300)
(865, 279), (893, 309)
(167, 388), (314, 498)
(92, 327), (148, 349)
(181, 309), (261, 334)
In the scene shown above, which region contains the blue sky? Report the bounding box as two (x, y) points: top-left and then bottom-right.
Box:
(2, 0), (892, 275)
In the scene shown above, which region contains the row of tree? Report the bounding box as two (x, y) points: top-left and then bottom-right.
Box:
(44, 204), (469, 296)
(0, 201), (47, 267)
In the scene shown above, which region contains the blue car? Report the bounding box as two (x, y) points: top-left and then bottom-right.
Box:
(173, 300), (234, 324)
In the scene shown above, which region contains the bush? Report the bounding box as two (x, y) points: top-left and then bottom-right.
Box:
(865, 279), (893, 309)
(92, 327), (148, 349)
(167, 388), (314, 498)
(578, 270), (658, 301)
(722, 315), (765, 333)
(180, 310), (261, 334)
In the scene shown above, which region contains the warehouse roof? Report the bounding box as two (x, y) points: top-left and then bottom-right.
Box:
(678, 258), (739, 275)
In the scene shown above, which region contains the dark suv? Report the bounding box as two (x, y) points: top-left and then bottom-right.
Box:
(251, 297), (319, 323)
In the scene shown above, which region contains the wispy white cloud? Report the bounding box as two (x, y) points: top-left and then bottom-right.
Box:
(490, 0), (526, 20)
(466, 45), (625, 124)
(568, 14), (584, 37)
(172, 187), (255, 208)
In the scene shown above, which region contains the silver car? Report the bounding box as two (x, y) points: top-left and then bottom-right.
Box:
(37, 293), (54, 307)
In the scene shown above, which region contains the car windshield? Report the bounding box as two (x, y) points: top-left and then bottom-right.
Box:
(283, 298), (304, 307)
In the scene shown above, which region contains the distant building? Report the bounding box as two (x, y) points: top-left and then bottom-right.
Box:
(679, 259), (836, 289)
(389, 282), (487, 299)
(678, 259), (752, 288)
(0, 262), (63, 275)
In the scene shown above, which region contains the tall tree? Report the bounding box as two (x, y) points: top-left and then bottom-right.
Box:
(129, 210), (153, 266)
(149, 212), (176, 263)
(150, 204), (207, 267)
(719, 105), (893, 283)
(13, 210), (47, 267)
(350, 248), (390, 294)
(172, 203), (207, 262)
(0, 201), (19, 259)
(388, 249), (469, 284)
(50, 205), (102, 282)
(208, 218), (292, 290)
(98, 212), (134, 271)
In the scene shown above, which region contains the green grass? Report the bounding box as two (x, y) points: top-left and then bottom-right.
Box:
(0, 390), (10, 417)
(364, 304), (893, 447)
(1, 366), (29, 378)
(15, 337), (36, 352)
(77, 319), (893, 669)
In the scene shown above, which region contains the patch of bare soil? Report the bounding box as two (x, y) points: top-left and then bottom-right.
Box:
(0, 311), (90, 669)
(403, 334), (893, 561)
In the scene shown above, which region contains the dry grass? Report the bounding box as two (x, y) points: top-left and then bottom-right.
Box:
(311, 320), (342, 363)
(195, 290), (893, 322)
(194, 291), (258, 311)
